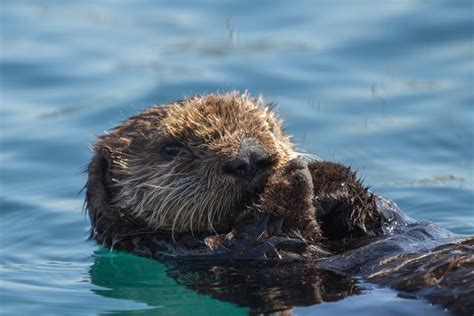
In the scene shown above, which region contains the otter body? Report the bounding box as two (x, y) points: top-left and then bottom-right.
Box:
(85, 92), (473, 315)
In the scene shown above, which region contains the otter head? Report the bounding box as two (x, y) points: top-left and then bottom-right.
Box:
(86, 92), (295, 235)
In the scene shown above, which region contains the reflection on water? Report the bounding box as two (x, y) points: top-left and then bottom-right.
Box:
(0, 1), (472, 315)
(89, 249), (247, 315)
(90, 251), (361, 314)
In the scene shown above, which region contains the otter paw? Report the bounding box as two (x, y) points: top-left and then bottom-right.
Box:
(258, 158), (316, 219)
(252, 157), (322, 241)
(278, 158), (314, 195)
(281, 157), (309, 174)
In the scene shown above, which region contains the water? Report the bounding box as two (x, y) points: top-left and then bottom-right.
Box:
(0, 1), (472, 315)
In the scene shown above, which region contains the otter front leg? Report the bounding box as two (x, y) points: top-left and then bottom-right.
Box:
(307, 161), (384, 239)
(248, 158), (322, 241)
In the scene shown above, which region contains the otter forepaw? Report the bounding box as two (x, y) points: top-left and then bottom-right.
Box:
(278, 158), (314, 196)
(255, 158), (322, 241)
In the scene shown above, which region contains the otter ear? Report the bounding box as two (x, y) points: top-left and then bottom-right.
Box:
(85, 148), (112, 228)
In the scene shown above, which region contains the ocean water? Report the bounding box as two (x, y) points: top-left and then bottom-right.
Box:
(0, 1), (472, 315)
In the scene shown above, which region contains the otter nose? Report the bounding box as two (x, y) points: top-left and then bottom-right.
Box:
(226, 138), (274, 180)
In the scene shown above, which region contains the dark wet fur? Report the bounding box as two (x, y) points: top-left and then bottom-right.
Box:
(310, 161), (383, 238)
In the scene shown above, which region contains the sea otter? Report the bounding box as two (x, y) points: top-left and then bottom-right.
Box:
(86, 92), (383, 247)
(85, 92), (473, 315)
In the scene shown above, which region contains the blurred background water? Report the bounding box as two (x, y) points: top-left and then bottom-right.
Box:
(0, 1), (472, 315)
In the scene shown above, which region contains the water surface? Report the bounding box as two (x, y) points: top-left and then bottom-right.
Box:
(1, 1), (473, 315)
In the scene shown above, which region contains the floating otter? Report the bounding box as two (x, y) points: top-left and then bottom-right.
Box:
(86, 92), (382, 244)
(85, 92), (473, 315)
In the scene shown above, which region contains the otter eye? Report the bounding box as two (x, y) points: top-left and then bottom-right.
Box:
(163, 144), (182, 160)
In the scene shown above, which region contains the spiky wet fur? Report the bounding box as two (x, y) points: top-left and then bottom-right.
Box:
(85, 91), (383, 248)
(86, 92), (294, 238)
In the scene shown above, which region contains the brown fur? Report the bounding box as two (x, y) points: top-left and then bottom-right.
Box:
(309, 161), (383, 239)
(85, 92), (383, 249)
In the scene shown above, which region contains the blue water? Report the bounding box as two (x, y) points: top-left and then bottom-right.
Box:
(0, 1), (472, 315)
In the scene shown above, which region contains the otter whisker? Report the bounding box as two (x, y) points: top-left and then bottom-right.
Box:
(209, 190), (225, 231)
(206, 199), (218, 233)
(214, 184), (235, 225)
(187, 197), (204, 234)
(201, 187), (218, 232)
(140, 183), (185, 190)
(150, 185), (186, 227)
(209, 191), (228, 234)
(157, 180), (198, 224)
(171, 182), (203, 235)
(184, 185), (209, 234)
(198, 192), (215, 232)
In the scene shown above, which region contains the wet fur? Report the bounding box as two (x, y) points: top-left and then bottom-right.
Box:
(85, 92), (383, 250)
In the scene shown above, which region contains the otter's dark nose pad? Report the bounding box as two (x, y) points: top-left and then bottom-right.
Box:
(226, 138), (274, 180)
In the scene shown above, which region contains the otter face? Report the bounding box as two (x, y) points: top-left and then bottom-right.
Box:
(87, 92), (294, 234)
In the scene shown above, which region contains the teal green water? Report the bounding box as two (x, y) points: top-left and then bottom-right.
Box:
(0, 1), (472, 315)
